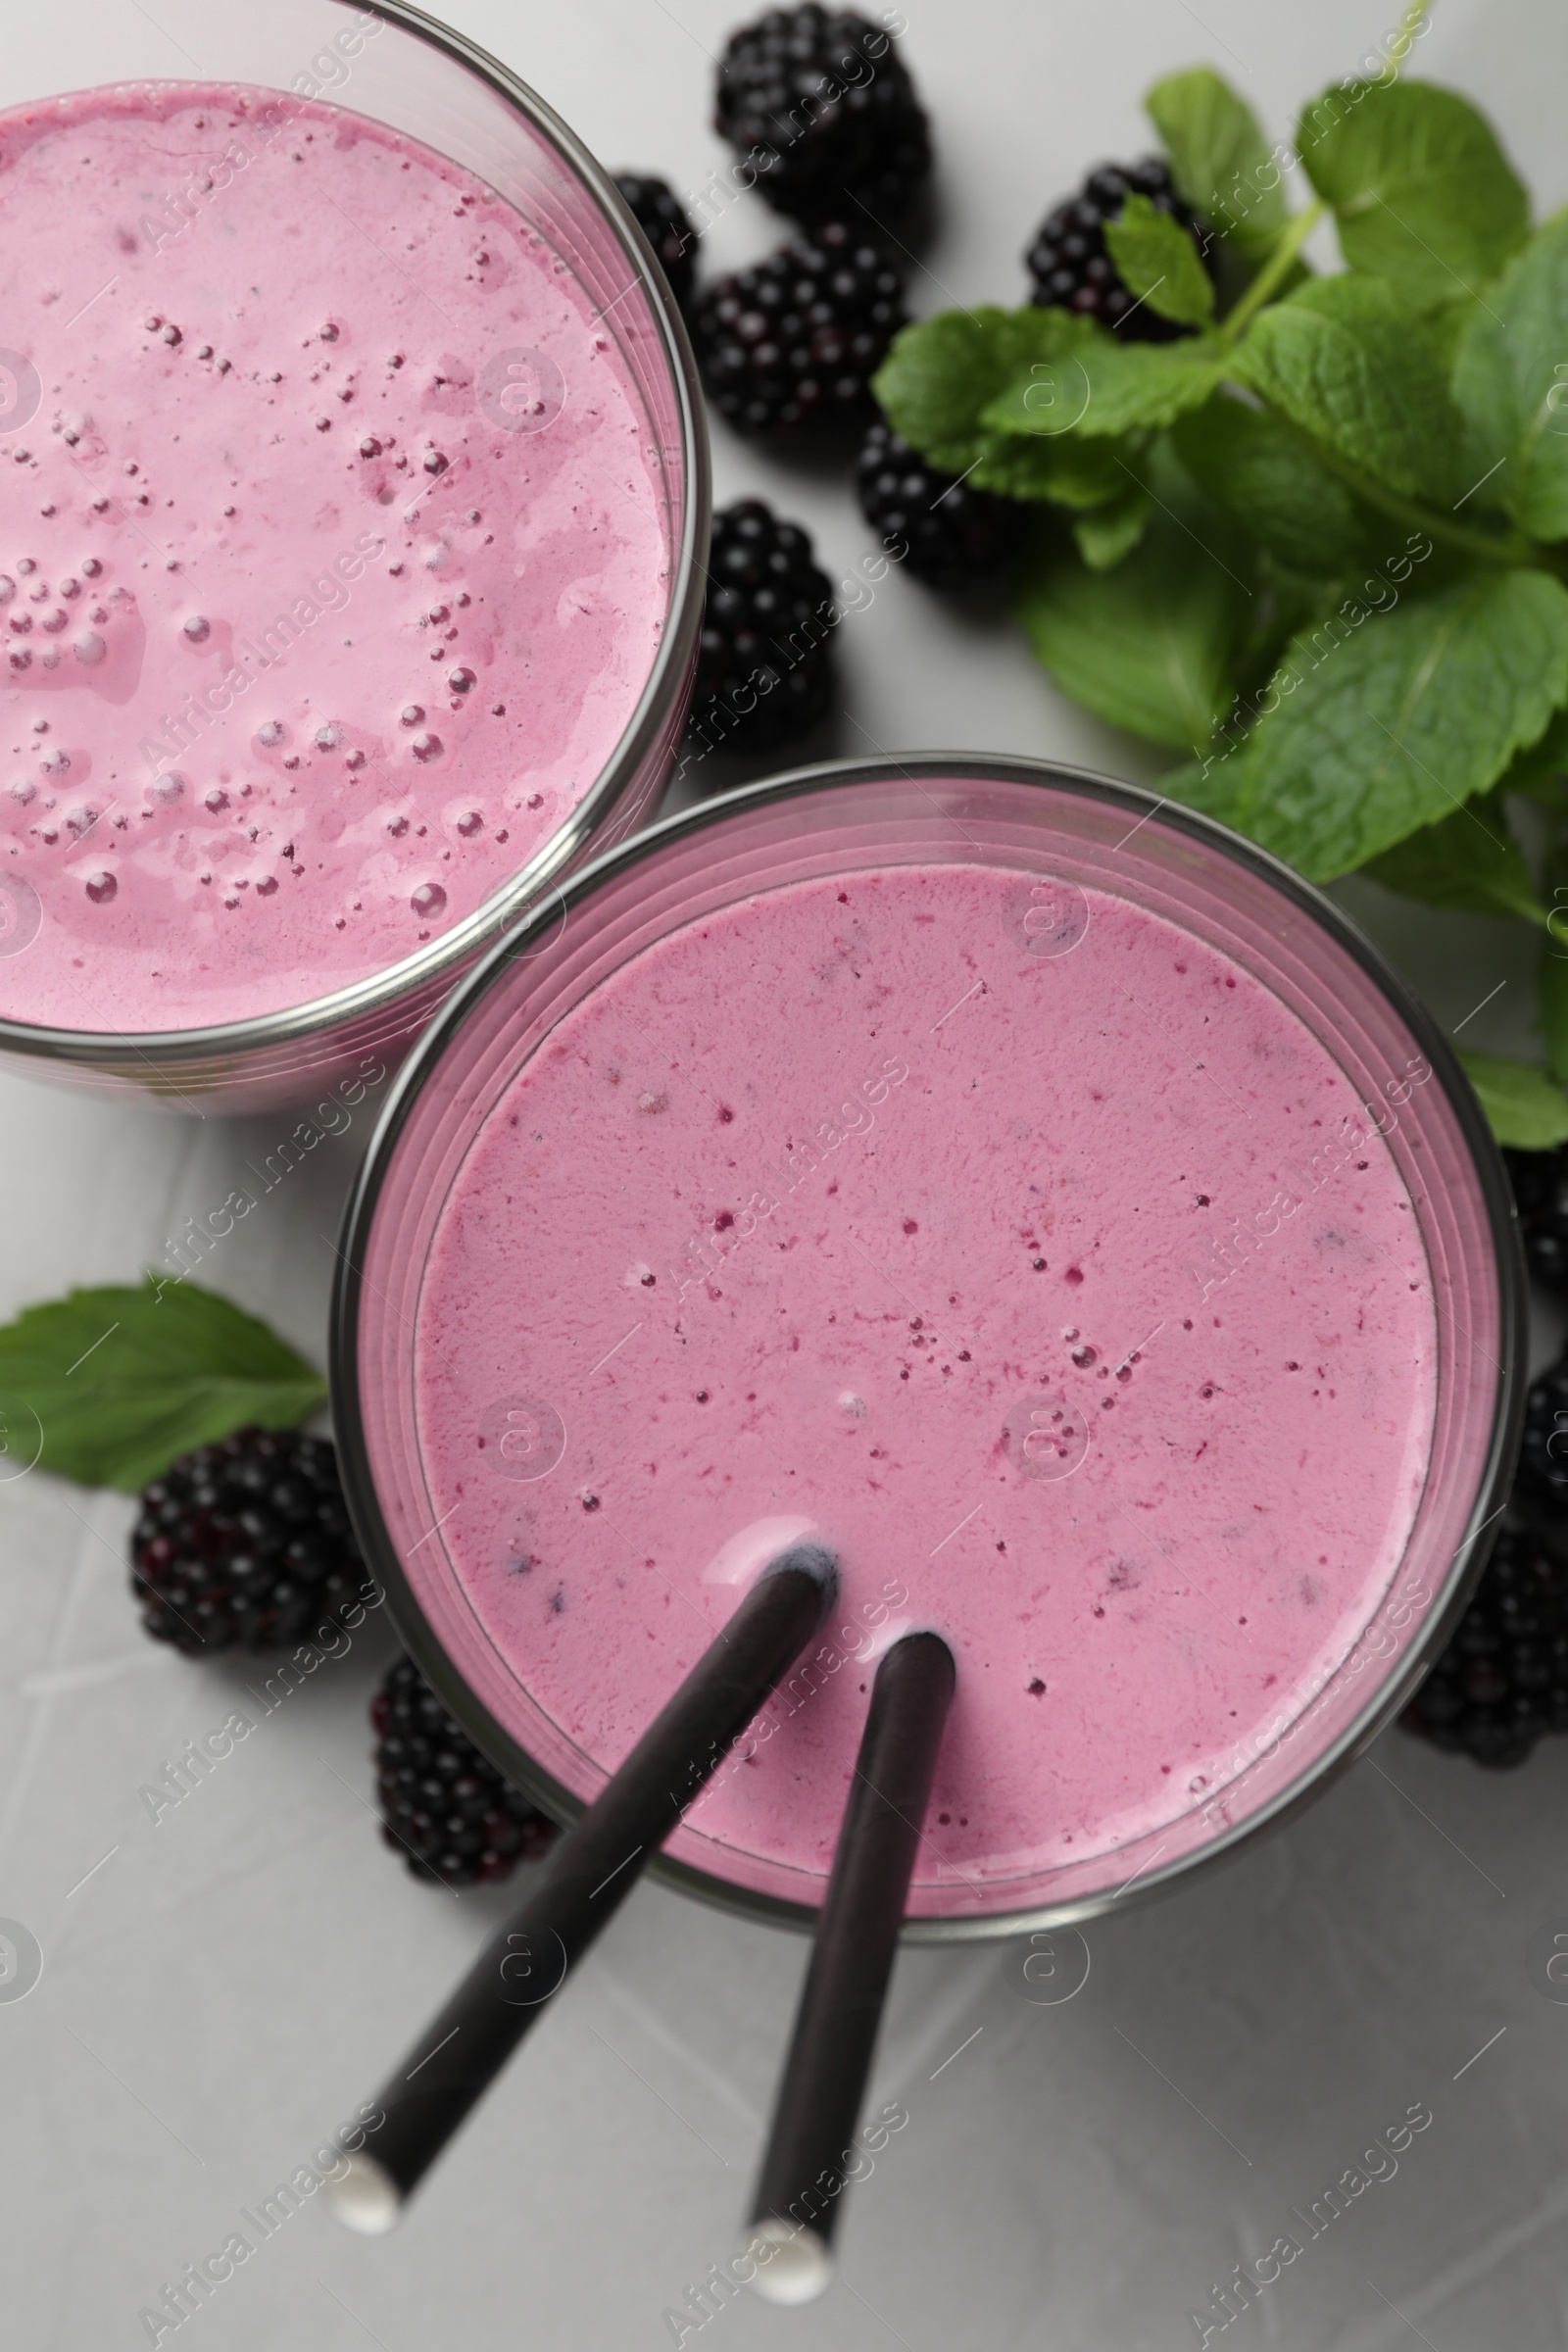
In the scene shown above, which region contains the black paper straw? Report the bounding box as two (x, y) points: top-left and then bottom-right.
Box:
(741, 1629), (956, 2304)
(326, 1544), (837, 2232)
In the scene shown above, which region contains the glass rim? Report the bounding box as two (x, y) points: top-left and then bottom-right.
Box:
(0, 0), (710, 1073)
(331, 750), (1528, 1944)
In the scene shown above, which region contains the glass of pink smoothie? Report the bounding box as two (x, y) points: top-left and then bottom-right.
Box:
(0, 2), (707, 1112)
(333, 757), (1524, 1937)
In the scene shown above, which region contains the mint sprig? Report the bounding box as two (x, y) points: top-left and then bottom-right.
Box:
(870, 55), (1568, 1148)
(0, 1283), (327, 1491)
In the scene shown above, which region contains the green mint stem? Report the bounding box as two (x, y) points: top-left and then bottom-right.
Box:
(1388, 0), (1433, 84)
(1253, 407), (1548, 569)
(1219, 198), (1329, 345)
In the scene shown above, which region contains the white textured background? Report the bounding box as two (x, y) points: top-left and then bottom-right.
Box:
(3, 3), (1568, 2347)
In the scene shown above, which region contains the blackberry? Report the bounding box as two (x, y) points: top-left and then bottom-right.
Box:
(1026, 157), (1214, 342)
(372, 1654), (557, 1886)
(685, 499), (836, 760)
(1505, 1145), (1568, 1294)
(714, 5), (931, 222)
(691, 220), (906, 437)
(612, 172), (697, 310)
(1401, 1521), (1568, 1768)
(130, 1426), (375, 1655)
(856, 417), (1023, 589)
(1519, 1349), (1568, 1501)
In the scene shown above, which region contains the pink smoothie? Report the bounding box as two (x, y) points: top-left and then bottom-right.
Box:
(409, 858), (1438, 1898)
(0, 83), (668, 1032)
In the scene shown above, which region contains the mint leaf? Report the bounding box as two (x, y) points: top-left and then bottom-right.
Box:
(970, 431), (1130, 508)
(1298, 79), (1529, 309)
(1540, 932), (1568, 1083)
(1451, 213), (1568, 542)
(1074, 485), (1152, 570)
(1103, 192), (1216, 327)
(1458, 1052), (1568, 1149)
(879, 306), (1221, 483)
(983, 331), (1223, 440)
(0, 1282), (327, 1491)
(1173, 394), (1370, 574)
(872, 307), (1071, 472)
(1016, 486), (1256, 752)
(1184, 569), (1568, 877)
(1147, 67), (1288, 265)
(1230, 276), (1465, 504)
(1423, 284), (1496, 373)
(1161, 752), (1244, 825)
(1361, 792), (1546, 922)
(1066, 338), (1226, 439)
(1497, 704), (1568, 804)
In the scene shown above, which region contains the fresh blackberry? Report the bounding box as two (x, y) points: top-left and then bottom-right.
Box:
(714, 6), (931, 222)
(856, 417), (1023, 589)
(685, 499), (836, 760)
(130, 1426), (375, 1655)
(1519, 1349), (1568, 1501)
(691, 220), (906, 436)
(1026, 157), (1214, 342)
(372, 1654), (558, 1886)
(1400, 1521), (1568, 1767)
(1505, 1145), (1568, 1294)
(612, 172), (697, 310)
